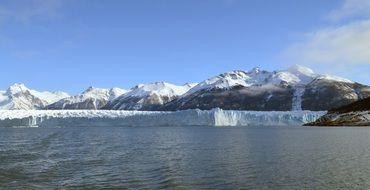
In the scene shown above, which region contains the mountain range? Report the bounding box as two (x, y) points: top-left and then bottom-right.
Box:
(0, 83), (69, 110)
(1, 65), (369, 111)
(46, 87), (127, 110)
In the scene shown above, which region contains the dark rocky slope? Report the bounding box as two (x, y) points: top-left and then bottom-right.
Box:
(161, 67), (370, 111)
(162, 85), (294, 111)
(305, 97), (370, 126)
(301, 79), (370, 111)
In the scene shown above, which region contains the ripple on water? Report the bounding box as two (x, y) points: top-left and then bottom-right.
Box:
(1, 126), (370, 189)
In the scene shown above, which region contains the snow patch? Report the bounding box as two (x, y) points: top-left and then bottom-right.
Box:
(292, 86), (305, 111)
(317, 75), (353, 83)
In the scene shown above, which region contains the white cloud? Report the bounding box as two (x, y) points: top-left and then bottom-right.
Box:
(282, 0), (370, 82)
(283, 20), (370, 66)
(326, 0), (370, 22)
(0, 0), (63, 23)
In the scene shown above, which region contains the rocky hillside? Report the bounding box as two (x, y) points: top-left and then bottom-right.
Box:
(306, 97), (370, 126)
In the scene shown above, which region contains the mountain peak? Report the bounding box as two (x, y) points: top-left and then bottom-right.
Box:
(133, 82), (170, 91)
(6, 83), (29, 95)
(82, 86), (109, 95)
(9, 83), (28, 89)
(184, 83), (198, 88)
(154, 81), (167, 85)
(105, 82), (194, 110)
(250, 67), (261, 74)
(108, 88), (128, 101)
(124, 82), (192, 98)
(287, 64), (315, 77)
(84, 86), (95, 92)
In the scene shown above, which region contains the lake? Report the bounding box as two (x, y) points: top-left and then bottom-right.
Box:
(1, 126), (370, 189)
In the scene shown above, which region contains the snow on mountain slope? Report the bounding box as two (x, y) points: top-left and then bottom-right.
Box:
(47, 87), (127, 110)
(287, 64), (315, 76)
(162, 65), (365, 111)
(0, 65), (361, 112)
(109, 88), (127, 101)
(183, 83), (198, 89)
(124, 82), (191, 98)
(183, 64), (353, 96)
(315, 75), (353, 83)
(29, 90), (70, 104)
(0, 83), (69, 110)
(105, 82), (195, 110)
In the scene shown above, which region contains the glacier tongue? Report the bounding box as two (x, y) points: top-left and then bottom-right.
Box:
(0, 109), (326, 127)
(292, 86), (305, 111)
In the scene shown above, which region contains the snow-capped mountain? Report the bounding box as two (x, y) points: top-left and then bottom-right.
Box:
(2, 65), (368, 111)
(0, 83), (69, 110)
(162, 65), (370, 111)
(183, 65), (352, 96)
(46, 87), (127, 110)
(104, 82), (197, 110)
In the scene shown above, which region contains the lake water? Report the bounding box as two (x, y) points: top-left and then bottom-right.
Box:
(1, 126), (370, 189)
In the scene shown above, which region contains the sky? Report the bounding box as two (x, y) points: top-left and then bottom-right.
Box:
(0, 0), (369, 94)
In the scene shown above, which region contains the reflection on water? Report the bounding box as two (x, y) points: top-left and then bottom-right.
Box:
(1, 126), (370, 189)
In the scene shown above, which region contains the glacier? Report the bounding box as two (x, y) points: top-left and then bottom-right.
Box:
(292, 85), (305, 111)
(0, 109), (326, 127)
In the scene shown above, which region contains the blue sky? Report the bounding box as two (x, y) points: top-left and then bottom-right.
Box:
(0, 0), (369, 94)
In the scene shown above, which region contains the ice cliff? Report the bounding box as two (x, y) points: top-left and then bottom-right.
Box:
(0, 109), (326, 127)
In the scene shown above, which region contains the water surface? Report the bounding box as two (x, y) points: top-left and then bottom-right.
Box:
(1, 126), (370, 189)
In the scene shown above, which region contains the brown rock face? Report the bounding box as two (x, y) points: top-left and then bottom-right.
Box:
(104, 94), (175, 111)
(47, 98), (108, 110)
(162, 85), (294, 111)
(302, 79), (370, 111)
